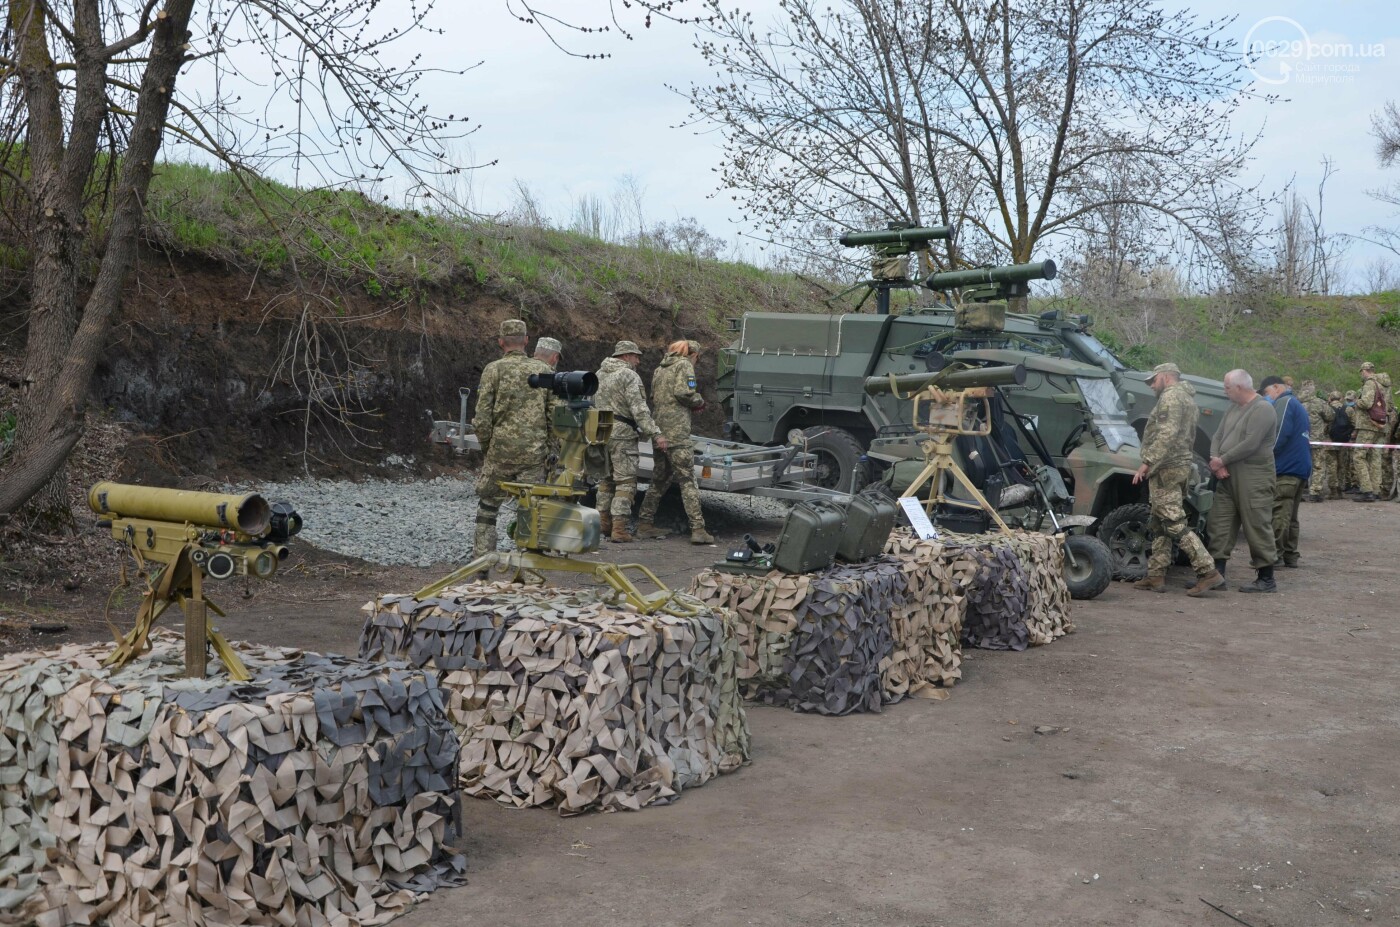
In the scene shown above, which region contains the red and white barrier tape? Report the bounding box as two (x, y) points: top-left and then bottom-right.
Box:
(1310, 441), (1400, 449)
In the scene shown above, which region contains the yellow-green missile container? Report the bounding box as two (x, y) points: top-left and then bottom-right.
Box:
(88, 482), (272, 535)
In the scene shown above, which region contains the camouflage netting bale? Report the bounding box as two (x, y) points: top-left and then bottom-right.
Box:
(1000, 532), (1074, 644)
(886, 528), (1073, 650)
(0, 633), (464, 927)
(876, 545), (966, 696)
(688, 563), (898, 715)
(359, 583), (749, 815)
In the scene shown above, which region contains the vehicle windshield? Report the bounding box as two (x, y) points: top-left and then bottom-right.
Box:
(1077, 377), (1138, 451)
(1065, 331), (1127, 371)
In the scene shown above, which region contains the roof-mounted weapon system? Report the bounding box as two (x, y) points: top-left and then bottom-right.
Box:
(833, 222), (955, 315)
(924, 260), (1058, 304)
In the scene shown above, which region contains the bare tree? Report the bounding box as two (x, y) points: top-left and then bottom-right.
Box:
(686, 0), (1270, 278)
(1361, 101), (1400, 262)
(1363, 256), (1397, 294)
(0, 0), (477, 525)
(0, 0), (691, 523)
(1271, 159), (1346, 296)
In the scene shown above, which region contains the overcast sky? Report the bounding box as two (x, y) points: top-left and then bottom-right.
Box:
(343, 1), (1400, 286)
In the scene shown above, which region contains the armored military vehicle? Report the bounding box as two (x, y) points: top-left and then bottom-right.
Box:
(715, 225), (1229, 493)
(715, 224), (1219, 578)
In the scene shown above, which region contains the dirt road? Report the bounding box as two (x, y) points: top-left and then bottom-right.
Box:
(5, 500), (1398, 926)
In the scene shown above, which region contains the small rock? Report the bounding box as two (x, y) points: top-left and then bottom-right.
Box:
(1035, 725), (1058, 735)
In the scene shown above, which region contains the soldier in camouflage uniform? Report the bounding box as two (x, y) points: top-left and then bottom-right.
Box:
(1299, 380), (1332, 502)
(636, 340), (714, 545)
(533, 336), (562, 371)
(1352, 362), (1385, 502)
(1377, 372), (1397, 499)
(471, 319), (553, 554)
(1339, 391), (1360, 492)
(593, 341), (667, 542)
(1130, 363), (1222, 596)
(1326, 391), (1347, 497)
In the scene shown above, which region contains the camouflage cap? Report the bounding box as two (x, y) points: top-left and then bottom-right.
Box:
(1361, 361), (1376, 371)
(499, 318), (527, 338)
(611, 340), (643, 357)
(1346, 390), (1357, 401)
(535, 337), (562, 355)
(1149, 362), (1181, 378)
(686, 340), (702, 355)
(1329, 391), (1343, 401)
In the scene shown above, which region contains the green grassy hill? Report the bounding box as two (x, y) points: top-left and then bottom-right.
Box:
(1069, 294), (1400, 395)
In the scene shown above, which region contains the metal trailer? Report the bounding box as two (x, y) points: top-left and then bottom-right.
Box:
(428, 394), (834, 501)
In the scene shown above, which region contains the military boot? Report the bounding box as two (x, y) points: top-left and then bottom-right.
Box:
(1132, 575), (1166, 593)
(1186, 560), (1227, 592)
(610, 520), (633, 543)
(598, 512), (613, 536)
(690, 528), (715, 545)
(1185, 570), (1225, 597)
(635, 520), (670, 539)
(1238, 566), (1277, 593)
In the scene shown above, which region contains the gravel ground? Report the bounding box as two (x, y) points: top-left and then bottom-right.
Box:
(241, 475), (792, 567)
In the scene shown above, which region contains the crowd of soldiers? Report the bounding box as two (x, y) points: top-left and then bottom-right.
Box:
(1297, 363), (1400, 503)
(469, 318), (714, 555)
(1133, 360), (1397, 598)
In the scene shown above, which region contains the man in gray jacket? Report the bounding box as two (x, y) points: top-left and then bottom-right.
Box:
(1206, 369), (1279, 593)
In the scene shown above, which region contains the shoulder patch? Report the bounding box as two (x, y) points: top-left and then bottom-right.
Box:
(687, 376), (697, 389)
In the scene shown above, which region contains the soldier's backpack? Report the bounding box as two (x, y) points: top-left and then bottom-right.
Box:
(1368, 385), (1389, 425)
(1330, 405), (1355, 442)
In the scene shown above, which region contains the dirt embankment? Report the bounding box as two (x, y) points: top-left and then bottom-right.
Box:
(1, 247), (741, 485)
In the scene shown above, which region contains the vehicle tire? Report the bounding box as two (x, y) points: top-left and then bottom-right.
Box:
(1095, 502), (1153, 581)
(801, 426), (869, 493)
(1063, 534), (1113, 600)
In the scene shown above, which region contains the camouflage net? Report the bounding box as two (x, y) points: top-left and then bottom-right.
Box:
(0, 633), (465, 927)
(359, 583), (749, 815)
(885, 529), (1073, 651)
(689, 556), (964, 713)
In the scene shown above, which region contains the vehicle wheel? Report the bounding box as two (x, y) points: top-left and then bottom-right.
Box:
(801, 426), (869, 493)
(1095, 502), (1153, 581)
(1062, 534), (1112, 600)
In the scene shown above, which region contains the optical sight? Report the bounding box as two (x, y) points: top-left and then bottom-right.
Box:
(528, 370), (598, 400)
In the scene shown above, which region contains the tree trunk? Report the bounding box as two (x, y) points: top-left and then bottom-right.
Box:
(0, 0), (196, 519)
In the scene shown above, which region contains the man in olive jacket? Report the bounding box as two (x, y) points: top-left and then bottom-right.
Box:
(1206, 369), (1279, 593)
(1130, 363), (1221, 596)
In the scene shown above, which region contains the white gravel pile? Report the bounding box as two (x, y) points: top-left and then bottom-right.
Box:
(240, 475), (791, 567)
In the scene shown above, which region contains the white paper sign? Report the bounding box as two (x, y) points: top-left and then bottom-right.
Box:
(897, 496), (939, 540)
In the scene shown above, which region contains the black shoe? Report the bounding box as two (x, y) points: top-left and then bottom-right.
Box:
(1282, 560), (1299, 568)
(1238, 577), (1278, 593)
(1303, 493), (1324, 503)
(1355, 492), (1378, 503)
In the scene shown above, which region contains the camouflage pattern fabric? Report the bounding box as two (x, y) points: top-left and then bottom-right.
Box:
(1301, 385), (1333, 497)
(638, 444), (706, 527)
(650, 354), (704, 443)
(594, 356), (661, 443)
(360, 582), (749, 814)
(472, 350), (553, 545)
(596, 440), (640, 519)
(1353, 377), (1385, 494)
(594, 356), (661, 520)
(0, 632), (464, 927)
(638, 354), (708, 529)
(1140, 380), (1198, 472)
(1147, 464), (1214, 576)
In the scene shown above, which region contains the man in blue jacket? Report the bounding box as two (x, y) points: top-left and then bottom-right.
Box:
(1261, 375), (1313, 571)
